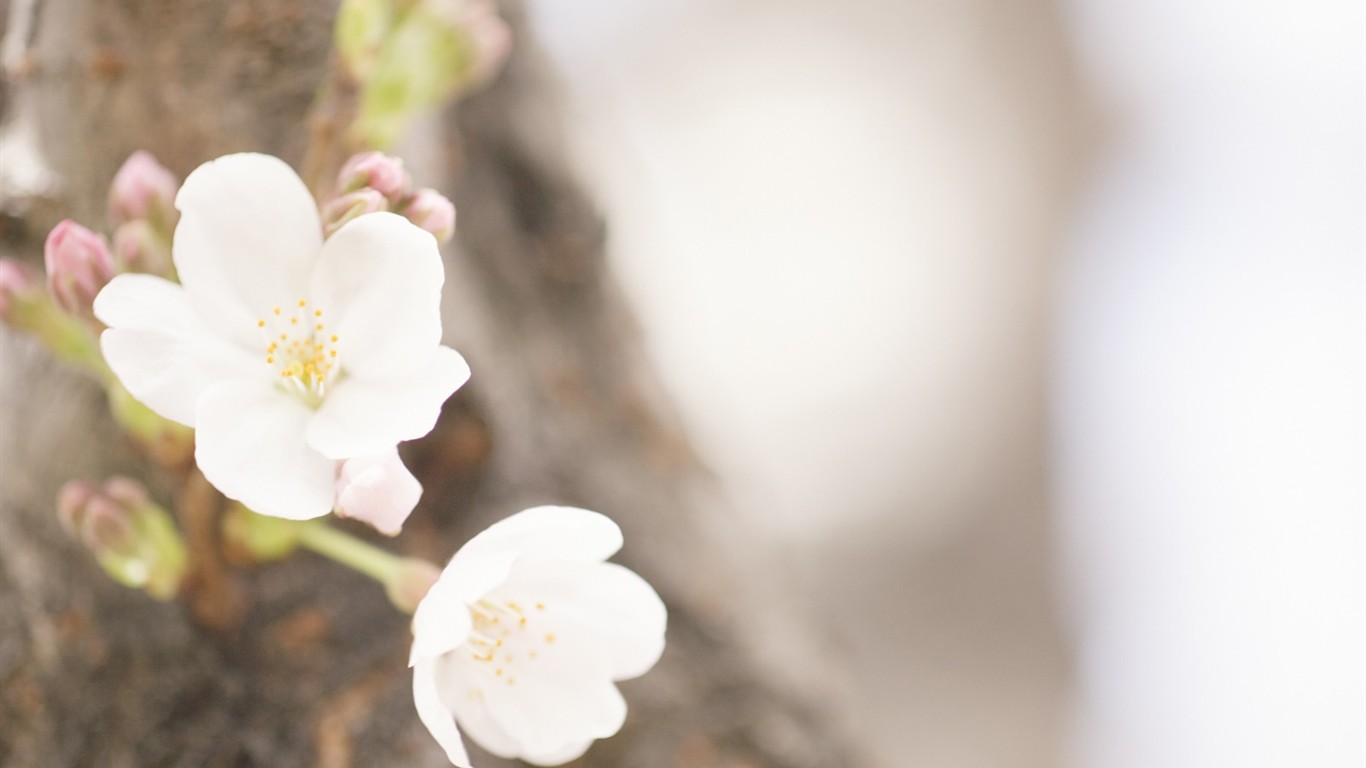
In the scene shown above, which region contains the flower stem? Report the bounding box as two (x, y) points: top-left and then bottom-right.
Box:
(296, 519), (404, 585)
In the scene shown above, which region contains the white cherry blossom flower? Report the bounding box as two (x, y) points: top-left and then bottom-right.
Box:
(94, 153), (469, 521)
(410, 506), (667, 767)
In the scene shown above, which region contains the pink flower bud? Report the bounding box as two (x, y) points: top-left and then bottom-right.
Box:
(112, 219), (173, 276)
(322, 188), (389, 237)
(0, 258), (40, 322)
(55, 476), (187, 600)
(56, 479), (100, 535)
(44, 220), (114, 319)
(108, 151), (179, 227)
(400, 188), (456, 245)
(80, 497), (139, 558)
(334, 450), (423, 536)
(466, 1), (512, 87)
(336, 151), (410, 200)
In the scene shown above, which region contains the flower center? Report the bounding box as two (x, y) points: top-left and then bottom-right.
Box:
(257, 298), (340, 408)
(460, 597), (552, 688)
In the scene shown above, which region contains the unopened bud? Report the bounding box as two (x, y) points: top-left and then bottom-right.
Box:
(44, 220), (114, 321)
(55, 477), (188, 600)
(335, 449), (423, 536)
(0, 259), (41, 323)
(464, 0), (512, 87)
(323, 188), (389, 237)
(81, 497), (139, 558)
(385, 558), (441, 614)
(56, 478), (99, 535)
(399, 188), (456, 245)
(222, 504), (301, 563)
(108, 150), (179, 228)
(337, 151), (410, 200)
(112, 219), (173, 277)
(1, 257), (102, 368)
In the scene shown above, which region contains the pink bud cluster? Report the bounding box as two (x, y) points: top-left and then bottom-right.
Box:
(107, 151), (179, 276)
(109, 151), (178, 228)
(57, 477), (147, 554)
(57, 476), (187, 600)
(30, 152), (180, 327)
(325, 151), (456, 244)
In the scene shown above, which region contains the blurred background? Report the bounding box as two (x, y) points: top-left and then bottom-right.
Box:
(519, 1), (1363, 766)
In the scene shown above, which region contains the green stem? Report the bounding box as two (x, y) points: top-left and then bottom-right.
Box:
(296, 520), (404, 585)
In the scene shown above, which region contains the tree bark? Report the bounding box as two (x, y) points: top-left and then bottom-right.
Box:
(0, 1), (864, 766)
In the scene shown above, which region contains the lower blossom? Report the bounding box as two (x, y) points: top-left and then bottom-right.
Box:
(410, 506), (667, 766)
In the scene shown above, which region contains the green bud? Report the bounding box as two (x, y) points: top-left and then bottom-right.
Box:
(222, 504), (302, 563)
(57, 477), (188, 601)
(385, 557), (440, 614)
(336, 0), (396, 82)
(349, 2), (506, 149)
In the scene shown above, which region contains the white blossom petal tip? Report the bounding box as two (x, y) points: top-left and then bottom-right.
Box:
(96, 152), (469, 521)
(410, 507), (667, 766)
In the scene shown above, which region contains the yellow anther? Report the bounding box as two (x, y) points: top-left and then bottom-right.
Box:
(545, 633), (555, 644)
(315, 323), (324, 331)
(273, 307), (281, 316)
(314, 309), (322, 317)
(297, 299), (306, 307)
(266, 356), (274, 364)
(535, 602), (546, 611)
(257, 319), (266, 328)
(289, 317), (298, 325)
(330, 334), (338, 342)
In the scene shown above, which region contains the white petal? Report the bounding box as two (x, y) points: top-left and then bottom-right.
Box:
(411, 575), (476, 665)
(481, 615), (626, 757)
(308, 212), (445, 379)
(438, 656), (523, 759)
(335, 449), (422, 535)
(173, 153), (322, 343)
(455, 506), (623, 563)
(497, 561), (667, 681)
(414, 660), (473, 768)
(578, 564), (667, 680)
(194, 380), (336, 520)
(95, 274), (259, 426)
(306, 345), (469, 459)
(411, 550), (516, 665)
(95, 273), (197, 330)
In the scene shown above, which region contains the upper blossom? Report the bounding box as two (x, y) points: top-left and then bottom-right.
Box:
(94, 153), (469, 521)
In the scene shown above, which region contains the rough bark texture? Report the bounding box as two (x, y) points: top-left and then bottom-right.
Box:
(0, 1), (863, 766)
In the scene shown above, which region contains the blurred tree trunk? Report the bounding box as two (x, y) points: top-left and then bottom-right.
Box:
(0, 1), (862, 766)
